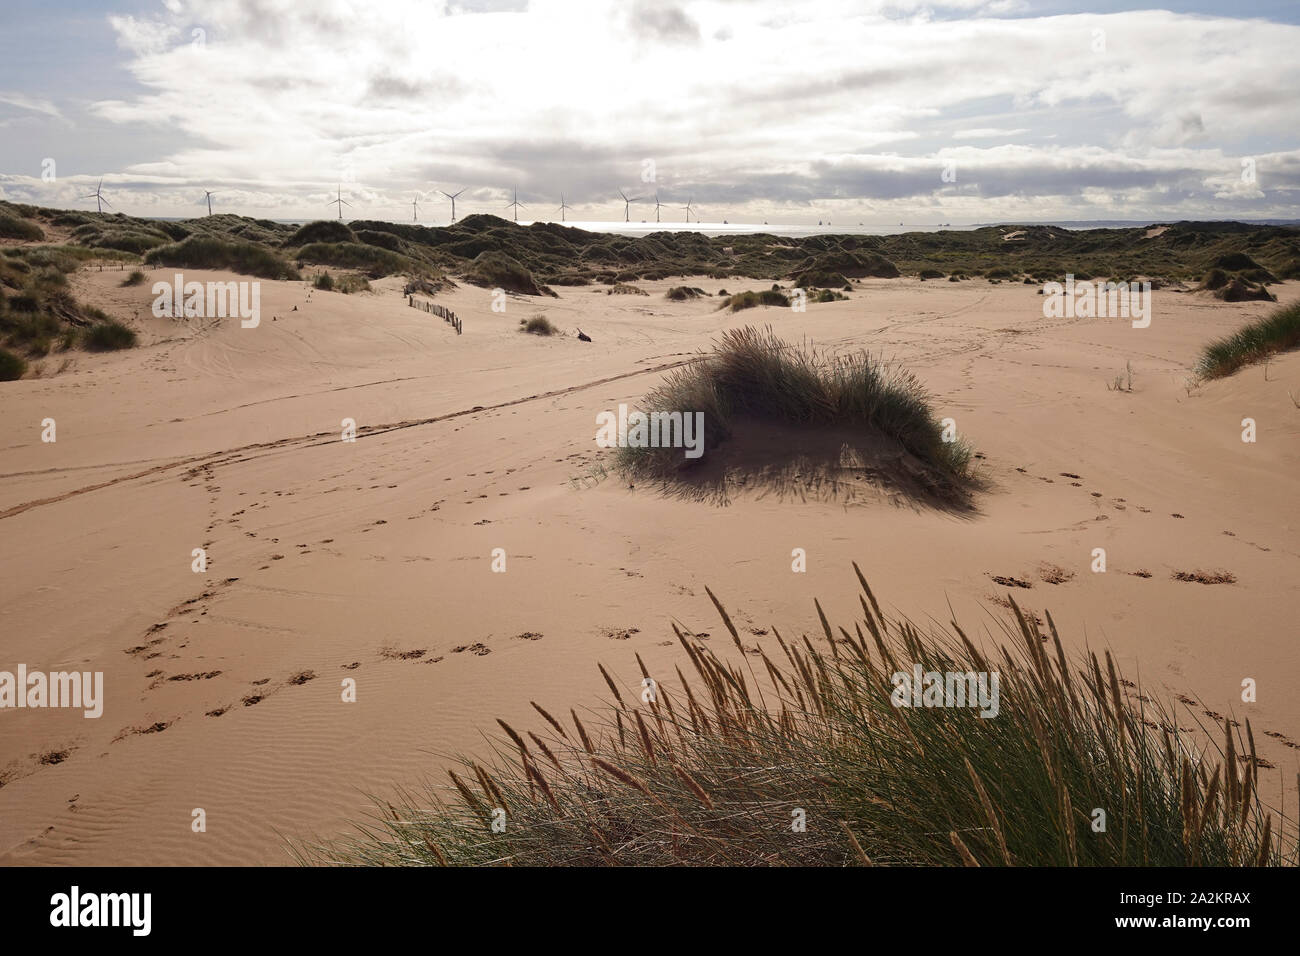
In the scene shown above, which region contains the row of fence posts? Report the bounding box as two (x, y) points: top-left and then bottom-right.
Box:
(408, 295), (461, 334)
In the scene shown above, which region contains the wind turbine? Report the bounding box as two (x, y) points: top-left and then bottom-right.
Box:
(653, 193), (665, 223)
(441, 187), (465, 221)
(411, 194), (421, 221)
(327, 184), (352, 220)
(201, 190), (217, 216)
(558, 192), (572, 223)
(683, 197), (695, 223)
(82, 178), (111, 213)
(505, 185), (525, 223)
(619, 188), (640, 222)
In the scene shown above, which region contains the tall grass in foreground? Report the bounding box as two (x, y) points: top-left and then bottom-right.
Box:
(1195, 300), (1300, 379)
(299, 568), (1293, 867)
(616, 326), (973, 484)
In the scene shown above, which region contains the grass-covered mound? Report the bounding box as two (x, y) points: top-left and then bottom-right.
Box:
(717, 289), (789, 312)
(666, 285), (708, 300)
(519, 314), (559, 335)
(287, 220), (355, 246)
(291, 241), (408, 277)
(1195, 300), (1300, 379)
(615, 327), (973, 489)
(789, 250), (900, 286)
(82, 319), (137, 351)
(462, 251), (554, 297)
(0, 212), (44, 241)
(299, 571), (1290, 866)
(1, 246), (133, 358)
(145, 235), (299, 280)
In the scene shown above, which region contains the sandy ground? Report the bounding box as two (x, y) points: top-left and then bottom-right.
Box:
(1, 267), (1297, 865)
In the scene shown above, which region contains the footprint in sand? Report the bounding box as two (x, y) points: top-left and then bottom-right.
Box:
(451, 643), (491, 656)
(990, 574), (1032, 589)
(1172, 570), (1236, 584)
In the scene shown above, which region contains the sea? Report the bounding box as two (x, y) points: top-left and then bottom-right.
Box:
(255, 218), (1300, 239)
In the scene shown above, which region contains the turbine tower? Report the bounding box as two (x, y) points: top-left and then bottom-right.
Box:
(619, 188), (640, 222)
(558, 192), (572, 223)
(201, 190), (217, 216)
(82, 178), (111, 214)
(327, 184), (352, 220)
(505, 185), (525, 223)
(441, 187), (466, 221)
(653, 193), (663, 223)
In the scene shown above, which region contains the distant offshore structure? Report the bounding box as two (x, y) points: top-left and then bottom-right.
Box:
(73, 176), (951, 231)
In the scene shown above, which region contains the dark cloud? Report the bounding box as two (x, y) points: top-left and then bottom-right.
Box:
(629, 2), (700, 43)
(366, 71), (466, 101)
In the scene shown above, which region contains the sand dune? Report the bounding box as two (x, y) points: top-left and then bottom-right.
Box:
(2, 270), (1297, 864)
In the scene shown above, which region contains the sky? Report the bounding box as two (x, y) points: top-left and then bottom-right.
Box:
(0, 0), (1298, 225)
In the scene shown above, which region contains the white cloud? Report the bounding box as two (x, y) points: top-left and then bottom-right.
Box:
(4, 0), (1295, 221)
(0, 92), (64, 120)
(954, 128), (1030, 140)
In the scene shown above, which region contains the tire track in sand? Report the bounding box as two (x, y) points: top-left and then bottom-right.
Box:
(0, 356), (695, 522)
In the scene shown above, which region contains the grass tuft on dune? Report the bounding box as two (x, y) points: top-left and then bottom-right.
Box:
(299, 570), (1292, 867)
(1195, 300), (1300, 379)
(717, 289), (789, 312)
(145, 235), (300, 280)
(519, 314), (559, 335)
(616, 326), (973, 485)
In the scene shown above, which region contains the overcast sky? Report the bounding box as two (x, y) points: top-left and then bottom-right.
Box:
(1, 0), (1298, 224)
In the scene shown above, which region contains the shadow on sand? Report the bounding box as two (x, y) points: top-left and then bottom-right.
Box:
(623, 419), (985, 515)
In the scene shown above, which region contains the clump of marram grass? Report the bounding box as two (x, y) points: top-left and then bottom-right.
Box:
(120, 269), (147, 287)
(1195, 300), (1300, 380)
(82, 319), (137, 351)
(519, 314), (559, 336)
(144, 235), (299, 280)
(296, 567), (1294, 867)
(0, 346), (27, 381)
(717, 289), (789, 312)
(615, 326), (973, 486)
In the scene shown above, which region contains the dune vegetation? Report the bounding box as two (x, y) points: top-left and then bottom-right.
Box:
(1195, 300), (1300, 379)
(615, 327), (973, 488)
(145, 235), (300, 280)
(2, 197), (1298, 381)
(462, 250), (555, 297)
(0, 346), (26, 380)
(0, 244), (135, 363)
(5, 200), (1299, 293)
(298, 570), (1291, 867)
(519, 314), (559, 335)
(717, 289), (790, 312)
